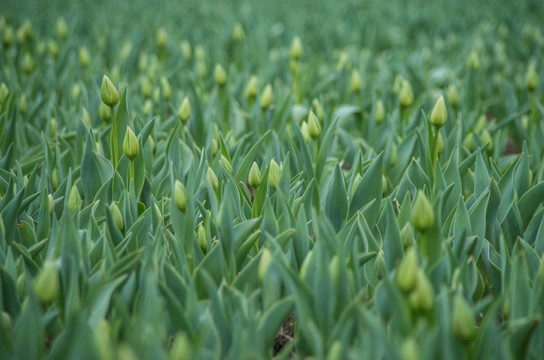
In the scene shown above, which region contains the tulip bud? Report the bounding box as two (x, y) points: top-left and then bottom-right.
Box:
(397, 247), (419, 292)
(49, 194), (55, 213)
(51, 168), (59, 191)
(350, 70), (362, 93)
(79, 47), (89, 67)
(160, 77), (171, 100)
(181, 40), (192, 61)
(466, 50), (480, 70)
(260, 84), (273, 109)
(447, 84), (459, 108)
(81, 107), (91, 127)
(100, 75), (120, 107)
(207, 167), (219, 190)
(400, 223), (414, 248)
(174, 180), (187, 212)
(390, 143), (397, 166)
(312, 98), (324, 121)
(412, 190), (434, 232)
(214, 63), (227, 87)
(375, 99), (385, 124)
(268, 159), (281, 188)
(408, 269), (434, 311)
(300, 121), (310, 142)
(399, 80), (414, 107)
(232, 23), (246, 41)
(123, 127), (139, 160)
(0, 82), (9, 104)
(197, 60), (207, 78)
(19, 94), (27, 114)
(400, 338), (419, 360)
(307, 110), (321, 139)
(290, 36), (303, 60)
(452, 295), (477, 342)
(248, 161), (262, 188)
(374, 250), (386, 280)
(156, 27), (168, 48)
(99, 102), (112, 121)
(120, 41), (132, 61)
(220, 155), (233, 174)
(526, 62), (539, 92)
(537, 255), (544, 284)
(34, 260), (60, 303)
(68, 184), (81, 212)
(211, 138), (219, 156)
(56, 18), (68, 39)
(174, 96), (191, 124)
(2, 26), (13, 47)
(197, 223), (207, 253)
(50, 118), (58, 139)
(110, 202), (124, 231)
(258, 248), (272, 280)
(47, 39), (59, 58)
(463, 132), (476, 152)
(22, 52), (34, 74)
(0, 311), (11, 333)
(95, 319), (113, 360)
(141, 77), (152, 99)
(430, 95), (447, 129)
(245, 75), (258, 100)
(481, 129), (492, 152)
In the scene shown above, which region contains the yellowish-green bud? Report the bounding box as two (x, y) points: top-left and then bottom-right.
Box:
(350, 70), (362, 93)
(3, 26), (14, 47)
(400, 338), (419, 360)
(138, 53), (148, 72)
(289, 36), (303, 60)
(447, 84), (459, 108)
(430, 95), (447, 128)
(47, 39), (59, 58)
(141, 77), (152, 99)
(120, 41), (132, 61)
(399, 80), (414, 107)
(178, 96), (191, 123)
(308, 110), (321, 139)
(110, 202), (124, 231)
(538, 255), (544, 284)
(268, 159), (281, 188)
(312, 98), (324, 121)
(169, 332), (193, 360)
(101, 75), (120, 107)
(197, 60), (207, 78)
(301, 121), (310, 142)
(123, 127), (139, 160)
(195, 45), (206, 60)
(154, 203), (163, 224)
(382, 174), (387, 195)
(51, 168), (59, 191)
(207, 167), (219, 190)
(71, 83), (81, 100)
(400, 223), (414, 248)
(19, 94), (27, 114)
(248, 161), (262, 188)
(99, 102), (112, 121)
(232, 23), (246, 41)
(412, 190), (434, 231)
(197, 223), (207, 253)
(56, 18), (68, 39)
(452, 295), (477, 342)
(95, 319), (113, 360)
(220, 155), (233, 174)
(82, 107), (91, 127)
(68, 184), (81, 212)
(50, 118), (58, 139)
(463, 132), (476, 152)
(390, 143), (397, 166)
(246, 75), (259, 99)
(521, 115), (529, 130)
(16, 19), (33, 43)
(467, 50), (480, 70)
(526, 62), (539, 92)
(393, 74), (404, 94)
(408, 269), (434, 311)
(374, 250), (386, 280)
(156, 27), (168, 48)
(300, 250), (313, 279)
(481, 129), (493, 152)
(214, 63), (227, 87)
(79, 47), (90, 67)
(160, 77), (171, 100)
(327, 341), (343, 360)
(117, 343), (138, 360)
(49, 194), (55, 213)
(143, 99), (153, 117)
(211, 138), (219, 156)
(0, 82), (9, 104)
(397, 247), (419, 292)
(174, 180), (187, 212)
(258, 248), (272, 281)
(22, 52), (34, 74)
(34, 260), (60, 303)
(181, 40), (192, 61)
(375, 99), (385, 124)
(0, 311), (11, 333)
(260, 84), (273, 109)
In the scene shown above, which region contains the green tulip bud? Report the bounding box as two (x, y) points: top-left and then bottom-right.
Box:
(232, 23), (246, 41)
(326, 341), (343, 360)
(174, 180), (187, 212)
(390, 143), (397, 166)
(214, 63), (227, 87)
(396, 247), (419, 292)
(481, 129), (493, 153)
(0, 311), (12, 333)
(71, 83), (81, 101)
(169, 332), (193, 360)
(156, 27), (168, 48)
(375, 99), (385, 124)
(268, 159), (281, 188)
(248, 161), (262, 188)
(141, 77), (152, 99)
(178, 96), (191, 123)
(197, 223), (207, 253)
(308, 110), (321, 139)
(197, 60), (207, 78)
(181, 40), (192, 61)
(51, 167), (59, 191)
(374, 250), (386, 280)
(19, 94), (27, 114)
(22, 52), (34, 74)
(300, 121), (310, 142)
(3, 26), (14, 47)
(452, 295), (477, 342)
(34, 260), (60, 304)
(412, 190), (434, 232)
(154, 203), (163, 224)
(120, 41), (132, 61)
(48, 194), (55, 213)
(258, 248), (273, 281)
(117, 343), (138, 360)
(408, 269), (434, 311)
(100, 75), (120, 107)
(207, 167), (219, 190)
(400, 338), (419, 360)
(447, 84), (459, 108)
(350, 70), (362, 93)
(289, 36), (303, 60)
(50, 117), (58, 139)
(312, 98), (325, 121)
(79, 47), (89, 67)
(526, 62), (539, 91)
(463, 132), (476, 152)
(123, 127), (139, 160)
(246, 75), (258, 100)
(220, 155), (233, 174)
(466, 50), (480, 70)
(430, 95), (447, 128)
(400, 223), (414, 249)
(47, 39), (59, 58)
(143, 99), (153, 116)
(0, 82), (9, 104)
(538, 255), (544, 284)
(399, 80), (414, 107)
(99, 102), (112, 121)
(68, 184), (81, 212)
(260, 84), (273, 109)
(56, 18), (68, 39)
(211, 138), (219, 156)
(95, 319), (113, 360)
(110, 202), (124, 231)
(160, 77), (171, 100)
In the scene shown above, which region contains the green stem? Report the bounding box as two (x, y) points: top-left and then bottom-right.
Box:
(110, 105), (118, 168)
(128, 160), (134, 188)
(430, 127), (440, 187)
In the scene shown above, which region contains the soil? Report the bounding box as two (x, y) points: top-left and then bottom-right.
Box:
(273, 313), (295, 356)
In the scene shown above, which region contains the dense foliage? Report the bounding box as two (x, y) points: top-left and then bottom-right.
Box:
(1, 0), (544, 358)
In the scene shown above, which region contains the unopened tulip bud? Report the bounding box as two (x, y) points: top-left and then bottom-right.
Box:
(220, 155), (233, 174)
(79, 47), (89, 67)
(197, 223), (207, 253)
(101, 75), (120, 107)
(156, 27), (168, 48)
(260, 84), (273, 109)
(0, 82), (9, 104)
(300, 121), (310, 142)
(181, 40), (192, 61)
(110, 202), (124, 231)
(34, 260), (60, 303)
(22, 52), (34, 74)
(467, 50), (480, 70)
(308, 110), (321, 139)
(408, 269), (434, 311)
(19, 94), (27, 114)
(141, 77), (152, 99)
(399, 80), (414, 107)
(143, 99), (153, 117)
(447, 84), (459, 108)
(49, 194), (55, 213)
(56, 18), (68, 39)
(374, 250), (386, 280)
(178, 97), (191, 123)
(174, 180), (187, 212)
(312, 98), (324, 121)
(412, 190), (434, 231)
(160, 77), (171, 100)
(123, 127), (139, 160)
(99, 102), (112, 121)
(430, 95), (447, 129)
(214, 64), (227, 87)
(268, 159), (281, 188)
(68, 184), (81, 212)
(375, 99), (385, 124)
(350, 70), (362, 93)
(452, 295), (477, 341)
(437, 132), (444, 154)
(51, 168), (59, 191)
(207, 167), (219, 190)
(232, 23), (246, 41)
(401, 338), (419, 360)
(248, 161), (262, 188)
(47, 39), (59, 58)
(258, 248), (272, 280)
(400, 223), (414, 248)
(351, 173), (362, 196)
(50, 118), (58, 139)
(289, 37), (303, 60)
(397, 247), (419, 292)
(526, 62), (538, 92)
(246, 75), (258, 100)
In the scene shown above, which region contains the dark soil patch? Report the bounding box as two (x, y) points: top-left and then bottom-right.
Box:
(273, 313), (295, 356)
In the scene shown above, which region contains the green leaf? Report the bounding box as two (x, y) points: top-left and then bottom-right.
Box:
(325, 164), (348, 232)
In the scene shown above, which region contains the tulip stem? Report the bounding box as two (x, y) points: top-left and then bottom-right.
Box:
(430, 128), (440, 185)
(110, 105), (119, 168)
